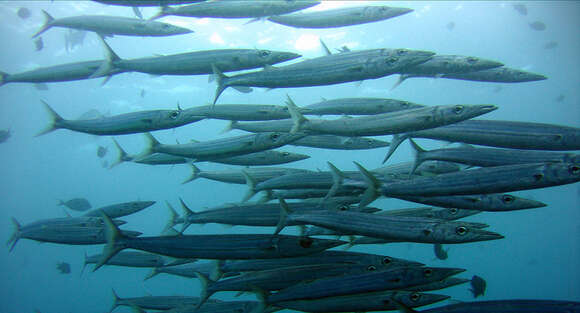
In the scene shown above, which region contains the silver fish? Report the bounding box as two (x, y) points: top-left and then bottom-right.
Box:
(290, 135), (390, 150)
(58, 197), (91, 211)
(304, 97), (424, 115)
(442, 66), (547, 83)
(182, 164), (311, 185)
(33, 10), (192, 38)
(83, 201), (156, 218)
(109, 289), (220, 312)
(82, 251), (167, 273)
(393, 299), (580, 313)
(397, 193), (547, 212)
(267, 5), (413, 28)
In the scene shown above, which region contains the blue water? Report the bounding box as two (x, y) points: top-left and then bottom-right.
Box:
(0, 1), (579, 312)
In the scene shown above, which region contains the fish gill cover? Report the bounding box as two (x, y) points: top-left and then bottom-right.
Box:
(0, 1), (579, 313)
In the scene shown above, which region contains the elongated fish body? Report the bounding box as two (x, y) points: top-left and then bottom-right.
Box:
(166, 301), (274, 313)
(304, 97), (424, 115)
(230, 119), (295, 133)
(20, 216), (126, 229)
(442, 66), (548, 82)
(398, 193), (547, 212)
(114, 49), (301, 75)
(266, 188), (363, 201)
(111, 291), (220, 311)
(13, 225), (141, 246)
(411, 144), (580, 170)
(84, 251), (166, 271)
(95, 215), (345, 270)
(33, 11), (192, 38)
(133, 153), (189, 165)
(385, 120), (580, 162)
(399, 55), (504, 76)
(92, 0), (205, 7)
(373, 161), (460, 178)
(290, 135), (390, 150)
(210, 150), (310, 166)
(266, 266), (464, 303)
(0, 60), (122, 86)
(291, 104), (498, 137)
(145, 132), (305, 160)
(155, 0), (320, 19)
(381, 163), (580, 197)
(146, 262), (219, 281)
(83, 201), (156, 218)
(405, 277), (470, 292)
(214, 48), (435, 103)
(403, 299), (580, 313)
(254, 171), (362, 191)
(276, 290), (448, 313)
(280, 210), (502, 244)
(201, 263), (376, 303)
(38, 102), (204, 136)
(184, 165), (311, 184)
(186, 104), (292, 121)
(221, 251), (422, 275)
(267, 5), (413, 29)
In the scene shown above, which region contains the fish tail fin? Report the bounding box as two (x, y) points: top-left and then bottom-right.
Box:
(319, 38), (332, 56)
(36, 100), (64, 137)
(274, 198), (293, 235)
(141, 132), (160, 157)
(80, 251), (88, 276)
(389, 74), (410, 91)
(285, 95), (308, 133)
(149, 5), (170, 20)
(109, 288), (121, 313)
(182, 163), (201, 184)
(132, 6), (143, 19)
(241, 169), (257, 202)
(211, 64), (229, 105)
(32, 10), (54, 38)
(91, 34), (121, 79)
(194, 271), (215, 309)
(325, 161), (345, 201)
(258, 190), (273, 203)
(7, 217), (21, 252)
(178, 198), (195, 233)
(219, 120), (237, 134)
(163, 200), (180, 232)
(128, 305), (146, 313)
(143, 267), (159, 281)
(0, 70), (8, 87)
(209, 260), (224, 281)
(408, 138), (426, 177)
(109, 138), (130, 169)
(353, 161), (381, 209)
(383, 134), (408, 164)
(392, 297), (419, 313)
(94, 212), (127, 272)
(250, 287), (270, 313)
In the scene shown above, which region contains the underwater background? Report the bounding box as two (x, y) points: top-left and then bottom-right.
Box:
(0, 1), (579, 312)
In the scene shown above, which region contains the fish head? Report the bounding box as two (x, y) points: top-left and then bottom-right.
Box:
(260, 49), (302, 65)
(375, 255), (424, 270)
(374, 48), (435, 74)
(504, 68), (548, 82)
(293, 236), (346, 251)
(153, 21), (193, 35)
(170, 108), (205, 125)
(256, 132), (306, 147)
(460, 56), (504, 71)
(490, 193), (547, 210)
(432, 222), (504, 243)
(417, 160), (462, 175)
(390, 291), (450, 309)
(279, 151), (310, 163)
(364, 6), (414, 19)
(544, 163), (580, 184)
(439, 104), (497, 124)
(130, 201), (157, 211)
(384, 99), (425, 112)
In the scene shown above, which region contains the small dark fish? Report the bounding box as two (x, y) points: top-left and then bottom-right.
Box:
(529, 21), (546, 31)
(556, 94), (565, 102)
(513, 4), (527, 15)
(56, 262), (71, 274)
(0, 129), (11, 143)
(544, 41), (558, 49)
(34, 37), (43, 51)
(433, 243), (449, 260)
(58, 198), (92, 212)
(140, 89), (145, 97)
(17, 7), (31, 19)
(446, 21), (455, 30)
(97, 146), (108, 158)
(470, 274), (487, 298)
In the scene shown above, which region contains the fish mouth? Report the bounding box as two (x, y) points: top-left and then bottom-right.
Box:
(279, 52), (302, 63)
(483, 59), (505, 70)
(477, 229), (505, 241)
(390, 7), (414, 17)
(478, 104), (498, 113)
(437, 267), (467, 278)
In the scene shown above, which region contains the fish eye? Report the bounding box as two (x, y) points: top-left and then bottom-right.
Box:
(282, 152), (290, 156)
(259, 50), (271, 57)
(453, 105), (464, 114)
(169, 111), (180, 119)
(299, 237), (313, 248)
(401, 101), (409, 108)
(382, 257), (392, 265)
(410, 293), (421, 302)
(423, 268), (433, 277)
(449, 208), (458, 215)
(502, 195), (515, 204)
(386, 57), (399, 64)
(456, 226), (468, 236)
(162, 24), (169, 28)
(569, 164), (580, 175)
(338, 204), (349, 211)
(367, 265), (377, 271)
(533, 173), (544, 181)
(270, 133), (280, 140)
(466, 57), (478, 64)
(396, 49), (408, 56)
